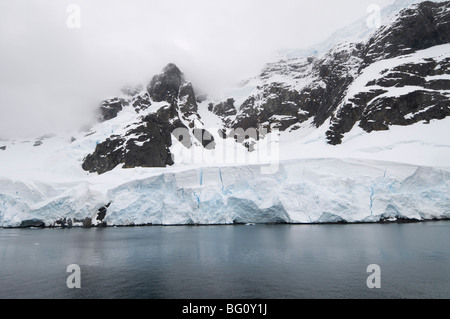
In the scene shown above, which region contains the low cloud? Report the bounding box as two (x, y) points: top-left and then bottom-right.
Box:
(0, 0), (394, 138)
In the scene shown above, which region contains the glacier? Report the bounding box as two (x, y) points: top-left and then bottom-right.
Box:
(1, 0), (449, 228)
(1, 158), (449, 227)
(1, 94), (449, 227)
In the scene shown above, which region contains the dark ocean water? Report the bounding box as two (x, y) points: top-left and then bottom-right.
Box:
(0, 222), (449, 299)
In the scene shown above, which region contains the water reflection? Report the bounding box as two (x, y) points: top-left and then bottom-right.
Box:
(0, 222), (449, 299)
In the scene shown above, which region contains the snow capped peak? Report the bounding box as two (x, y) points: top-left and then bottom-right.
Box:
(279, 0), (448, 60)
(205, 0), (450, 148)
(363, 0), (450, 64)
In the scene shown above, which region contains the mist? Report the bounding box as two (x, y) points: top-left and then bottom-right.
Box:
(0, 0), (394, 138)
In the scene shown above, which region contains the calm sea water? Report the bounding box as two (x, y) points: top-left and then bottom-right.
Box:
(0, 222), (449, 299)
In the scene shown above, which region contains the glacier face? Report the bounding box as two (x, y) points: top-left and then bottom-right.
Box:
(1, 159), (449, 227)
(0, 178), (108, 228)
(105, 159), (450, 226)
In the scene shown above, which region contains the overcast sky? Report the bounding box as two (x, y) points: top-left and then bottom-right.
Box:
(0, 0), (395, 138)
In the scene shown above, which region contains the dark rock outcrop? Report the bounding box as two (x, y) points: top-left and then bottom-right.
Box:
(54, 217), (74, 228)
(223, 41), (364, 140)
(148, 63), (183, 105)
(362, 1), (450, 66)
(210, 98), (237, 125)
(327, 45), (450, 144)
(82, 111), (176, 174)
(83, 63), (215, 174)
(96, 203), (110, 222)
(98, 92), (152, 122)
(19, 219), (45, 228)
(99, 97), (126, 122)
(74, 217), (92, 228)
(211, 1), (450, 146)
(131, 92), (152, 113)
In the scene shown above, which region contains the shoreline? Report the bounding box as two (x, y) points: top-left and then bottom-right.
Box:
(2, 217), (449, 230)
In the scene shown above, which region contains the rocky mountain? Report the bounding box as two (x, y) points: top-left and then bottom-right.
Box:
(210, 0), (450, 145)
(81, 0), (450, 174)
(328, 0), (450, 144)
(82, 64), (215, 174)
(279, 0), (448, 59)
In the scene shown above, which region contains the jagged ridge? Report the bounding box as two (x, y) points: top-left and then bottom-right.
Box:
(82, 1), (450, 174)
(210, 0), (450, 145)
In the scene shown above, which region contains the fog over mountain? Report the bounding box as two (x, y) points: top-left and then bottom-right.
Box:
(0, 0), (395, 138)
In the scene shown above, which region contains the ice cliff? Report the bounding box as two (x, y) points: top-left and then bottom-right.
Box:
(1, 159), (449, 227)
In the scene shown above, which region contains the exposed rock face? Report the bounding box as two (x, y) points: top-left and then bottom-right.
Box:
(148, 63), (183, 105)
(210, 42), (364, 139)
(326, 1), (450, 144)
(99, 97), (125, 122)
(54, 217), (73, 228)
(82, 1), (449, 173)
(209, 1), (450, 146)
(362, 1), (450, 65)
(76, 217), (92, 228)
(360, 91), (450, 131)
(95, 203), (110, 227)
(96, 204), (109, 222)
(232, 84), (304, 132)
(83, 63), (215, 174)
(82, 111), (176, 174)
(210, 98), (237, 126)
(178, 82), (201, 128)
(131, 92), (152, 113)
(19, 219), (45, 228)
(98, 84), (150, 122)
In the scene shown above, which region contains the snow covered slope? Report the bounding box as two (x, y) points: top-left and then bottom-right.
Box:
(209, 0), (450, 146)
(1, 111), (449, 227)
(279, 0), (449, 60)
(0, 0), (449, 227)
